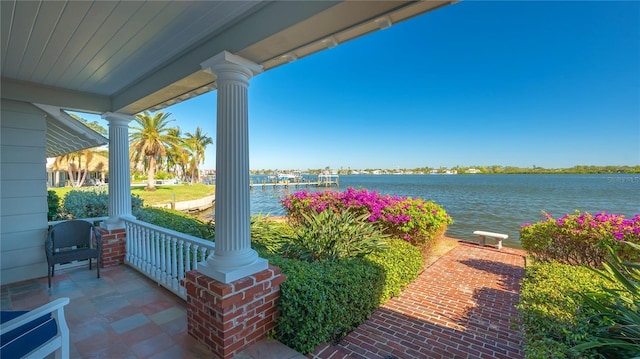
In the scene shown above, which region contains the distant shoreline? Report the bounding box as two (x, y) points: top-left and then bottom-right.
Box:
(250, 166), (640, 176)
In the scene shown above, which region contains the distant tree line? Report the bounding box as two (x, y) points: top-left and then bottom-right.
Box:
(251, 165), (640, 175)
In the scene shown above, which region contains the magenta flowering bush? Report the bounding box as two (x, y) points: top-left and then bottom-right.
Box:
(520, 211), (640, 267)
(280, 187), (453, 247)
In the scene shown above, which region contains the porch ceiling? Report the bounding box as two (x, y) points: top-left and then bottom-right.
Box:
(1, 0), (454, 116)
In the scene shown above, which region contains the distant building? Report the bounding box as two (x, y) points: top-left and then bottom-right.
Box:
(466, 168), (481, 174)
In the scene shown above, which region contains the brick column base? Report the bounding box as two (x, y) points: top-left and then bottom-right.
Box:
(98, 228), (126, 267)
(185, 265), (285, 359)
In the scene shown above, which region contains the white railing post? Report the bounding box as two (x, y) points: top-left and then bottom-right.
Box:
(160, 234), (167, 284)
(125, 221), (132, 264)
(144, 228), (152, 274)
(185, 242), (192, 275)
(163, 235), (170, 286)
(192, 244), (199, 271)
(171, 238), (178, 290)
(136, 225), (143, 268)
(177, 240), (184, 292)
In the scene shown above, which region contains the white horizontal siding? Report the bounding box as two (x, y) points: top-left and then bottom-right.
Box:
(1, 246), (46, 269)
(1, 264), (47, 286)
(1, 197), (47, 217)
(0, 180), (45, 198)
(1, 100), (49, 285)
(1, 163), (46, 181)
(0, 230), (47, 252)
(1, 213), (47, 233)
(0, 145), (45, 163)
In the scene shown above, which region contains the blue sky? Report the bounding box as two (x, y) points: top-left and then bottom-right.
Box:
(78, 1), (640, 171)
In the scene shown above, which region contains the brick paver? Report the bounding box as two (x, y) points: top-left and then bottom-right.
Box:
(309, 243), (526, 359)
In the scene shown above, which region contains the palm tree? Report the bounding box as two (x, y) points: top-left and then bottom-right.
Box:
(53, 149), (95, 187)
(183, 127), (213, 184)
(165, 128), (190, 182)
(130, 111), (179, 191)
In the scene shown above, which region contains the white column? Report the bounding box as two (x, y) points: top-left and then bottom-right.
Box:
(198, 51), (267, 283)
(102, 112), (135, 229)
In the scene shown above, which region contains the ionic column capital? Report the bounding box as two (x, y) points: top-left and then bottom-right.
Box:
(201, 51), (263, 83)
(101, 112), (134, 126)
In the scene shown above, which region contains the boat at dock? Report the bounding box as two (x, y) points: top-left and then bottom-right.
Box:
(267, 170), (304, 182)
(251, 171), (339, 188)
(317, 172), (339, 186)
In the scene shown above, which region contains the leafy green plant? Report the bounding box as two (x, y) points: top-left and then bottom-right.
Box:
(517, 261), (614, 359)
(250, 215), (293, 253)
(282, 209), (389, 262)
(47, 190), (61, 220)
(574, 243), (640, 358)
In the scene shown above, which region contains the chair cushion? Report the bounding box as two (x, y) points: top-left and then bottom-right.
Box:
(1, 311), (57, 358)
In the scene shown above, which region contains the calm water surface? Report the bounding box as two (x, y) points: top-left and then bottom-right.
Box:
(206, 174), (640, 248)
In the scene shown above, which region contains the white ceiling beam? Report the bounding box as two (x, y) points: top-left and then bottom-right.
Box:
(1, 77), (111, 114)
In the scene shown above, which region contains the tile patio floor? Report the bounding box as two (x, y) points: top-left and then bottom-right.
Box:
(1, 264), (212, 358)
(1, 241), (526, 359)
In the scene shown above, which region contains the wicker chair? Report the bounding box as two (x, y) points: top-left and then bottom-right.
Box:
(45, 220), (102, 288)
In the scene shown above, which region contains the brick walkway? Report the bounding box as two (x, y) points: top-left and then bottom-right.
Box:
(309, 243), (526, 359)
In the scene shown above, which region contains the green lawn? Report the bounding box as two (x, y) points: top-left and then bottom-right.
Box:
(49, 184), (215, 206)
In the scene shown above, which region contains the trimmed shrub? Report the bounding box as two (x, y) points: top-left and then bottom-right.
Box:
(281, 187), (453, 247)
(521, 211), (640, 267)
(47, 190), (61, 220)
(365, 238), (423, 304)
(253, 233), (422, 354)
(517, 261), (619, 359)
(256, 247), (385, 354)
(59, 189), (143, 219)
(134, 207), (214, 240)
(283, 209), (389, 262)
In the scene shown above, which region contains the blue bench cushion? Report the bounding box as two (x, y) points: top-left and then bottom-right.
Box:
(1, 310), (57, 358)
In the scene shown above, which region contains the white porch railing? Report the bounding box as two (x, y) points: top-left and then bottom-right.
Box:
(123, 218), (215, 299)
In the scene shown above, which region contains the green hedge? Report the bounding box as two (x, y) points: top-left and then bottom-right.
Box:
(365, 238), (423, 304)
(47, 190), (61, 221)
(257, 249), (385, 354)
(254, 234), (422, 354)
(57, 189), (143, 219)
(517, 261), (619, 359)
(134, 207), (214, 240)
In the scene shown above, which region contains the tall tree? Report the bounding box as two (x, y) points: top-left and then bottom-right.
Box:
(69, 113), (108, 136)
(183, 127), (213, 184)
(53, 149), (94, 187)
(166, 127), (189, 182)
(129, 111), (179, 191)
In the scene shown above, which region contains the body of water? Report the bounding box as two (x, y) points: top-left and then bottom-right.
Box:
(203, 174), (640, 248)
